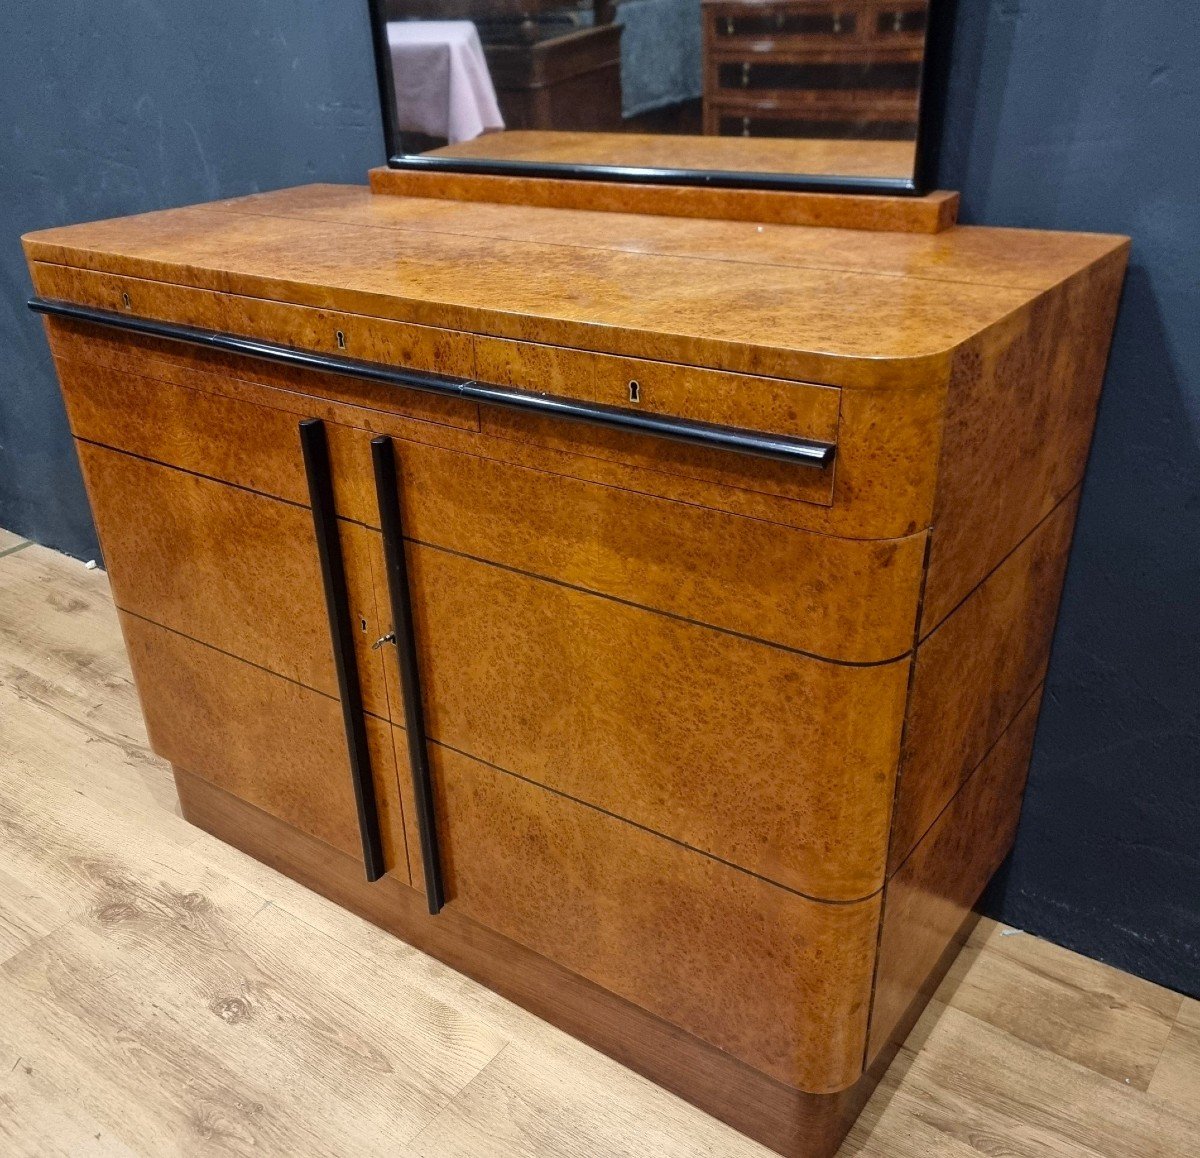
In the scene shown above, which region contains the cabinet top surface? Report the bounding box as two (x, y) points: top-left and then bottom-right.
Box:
(23, 183), (1127, 385)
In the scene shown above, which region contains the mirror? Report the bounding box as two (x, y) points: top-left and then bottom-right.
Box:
(368, 0), (953, 194)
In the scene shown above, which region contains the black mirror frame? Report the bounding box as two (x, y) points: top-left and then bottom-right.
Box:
(368, 0), (957, 196)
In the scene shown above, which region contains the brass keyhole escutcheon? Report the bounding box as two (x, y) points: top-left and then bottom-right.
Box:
(628, 380), (641, 403)
(336, 329), (347, 350)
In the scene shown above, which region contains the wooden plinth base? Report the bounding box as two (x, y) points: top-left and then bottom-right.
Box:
(368, 166), (959, 234)
(176, 768), (973, 1156)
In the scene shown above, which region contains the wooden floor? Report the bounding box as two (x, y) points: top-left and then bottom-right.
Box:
(0, 528), (1196, 1157)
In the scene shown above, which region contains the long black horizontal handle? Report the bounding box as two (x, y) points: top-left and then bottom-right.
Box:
(371, 436), (446, 915)
(299, 418), (387, 884)
(29, 297), (836, 469)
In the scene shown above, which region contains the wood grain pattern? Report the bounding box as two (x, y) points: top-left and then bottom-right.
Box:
(120, 612), (410, 882)
(177, 766), (874, 1155)
(920, 245), (1130, 633)
(17, 179), (1134, 1156)
(1148, 998), (1200, 1112)
(6, 539), (1195, 1158)
(868, 692), (1042, 1061)
(386, 536), (909, 900)
(216, 183), (1125, 293)
(369, 165), (958, 234)
(945, 919), (1184, 1092)
(34, 261), (478, 409)
(475, 336), (837, 442)
(23, 196), (1044, 389)
(429, 130), (921, 179)
(368, 433), (925, 660)
(889, 492), (1079, 871)
(51, 336), (927, 662)
(75, 442), (391, 718)
(474, 336), (839, 506)
(426, 741), (880, 1091)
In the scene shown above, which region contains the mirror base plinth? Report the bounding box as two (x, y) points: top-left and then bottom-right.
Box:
(368, 164), (959, 233)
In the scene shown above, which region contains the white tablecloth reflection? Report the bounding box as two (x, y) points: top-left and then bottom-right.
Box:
(388, 21), (504, 144)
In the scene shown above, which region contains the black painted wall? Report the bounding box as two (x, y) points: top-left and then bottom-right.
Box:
(941, 2), (1200, 996)
(1, 3), (1197, 994)
(0, 2), (383, 556)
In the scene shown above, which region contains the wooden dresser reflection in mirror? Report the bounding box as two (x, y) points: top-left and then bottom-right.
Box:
(24, 13), (1128, 1146)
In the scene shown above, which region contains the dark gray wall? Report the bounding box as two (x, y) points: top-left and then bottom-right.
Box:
(1, 2), (383, 557)
(939, 2), (1200, 996)
(1, 3), (1196, 994)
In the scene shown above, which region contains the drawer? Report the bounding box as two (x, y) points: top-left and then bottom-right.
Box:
(36, 266), (479, 431)
(378, 537), (910, 901)
(475, 336), (838, 505)
(363, 434), (925, 665)
(57, 352), (925, 665)
(77, 444), (391, 718)
(426, 741), (880, 1092)
(123, 613), (410, 878)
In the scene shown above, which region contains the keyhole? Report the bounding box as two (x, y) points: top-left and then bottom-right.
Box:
(628, 380), (640, 403)
(360, 616), (368, 633)
(336, 330), (346, 350)
(121, 292), (131, 309)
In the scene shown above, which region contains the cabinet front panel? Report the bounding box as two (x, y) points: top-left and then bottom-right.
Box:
(426, 740), (879, 1092)
(122, 613), (409, 879)
(378, 538), (908, 901)
(35, 264), (479, 429)
(367, 436), (924, 665)
(55, 346), (923, 665)
(77, 443), (390, 718)
(475, 336), (838, 505)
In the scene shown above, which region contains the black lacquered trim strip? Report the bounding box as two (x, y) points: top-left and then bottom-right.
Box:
(371, 436), (446, 915)
(29, 297), (836, 469)
(299, 418), (387, 884)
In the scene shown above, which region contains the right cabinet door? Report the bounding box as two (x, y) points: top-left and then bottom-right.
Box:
(364, 432), (900, 1093)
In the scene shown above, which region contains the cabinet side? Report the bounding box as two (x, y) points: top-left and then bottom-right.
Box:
(920, 242), (1129, 634)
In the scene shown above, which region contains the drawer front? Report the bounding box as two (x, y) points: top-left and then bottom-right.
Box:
(36, 266), (479, 431)
(77, 443), (391, 718)
(47, 295), (941, 541)
(362, 434), (924, 665)
(379, 537), (909, 901)
(476, 336), (838, 506)
(56, 347), (924, 664)
(123, 613), (409, 878)
(427, 740), (880, 1092)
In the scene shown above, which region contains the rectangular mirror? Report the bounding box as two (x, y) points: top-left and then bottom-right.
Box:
(368, 0), (955, 194)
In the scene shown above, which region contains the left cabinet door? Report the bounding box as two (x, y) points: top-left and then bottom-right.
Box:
(74, 438), (411, 882)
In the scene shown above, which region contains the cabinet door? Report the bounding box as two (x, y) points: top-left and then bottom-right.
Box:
(123, 614), (409, 879)
(76, 432), (406, 882)
(76, 441), (390, 717)
(364, 435), (906, 902)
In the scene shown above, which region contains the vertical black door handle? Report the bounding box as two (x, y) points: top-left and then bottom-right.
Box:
(299, 418), (387, 883)
(371, 435), (446, 915)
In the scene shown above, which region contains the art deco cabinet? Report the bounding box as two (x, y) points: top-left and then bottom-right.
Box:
(24, 172), (1127, 1157)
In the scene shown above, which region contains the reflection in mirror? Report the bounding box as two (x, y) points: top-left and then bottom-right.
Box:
(373, 0), (939, 190)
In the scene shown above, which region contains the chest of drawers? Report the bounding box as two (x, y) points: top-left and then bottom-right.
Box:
(24, 179), (1127, 1156)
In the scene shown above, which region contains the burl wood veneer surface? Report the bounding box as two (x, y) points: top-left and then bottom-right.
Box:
(48, 331), (926, 664)
(368, 166), (958, 234)
(74, 441), (392, 719)
(424, 739), (880, 1093)
(4, 536), (1196, 1158)
(890, 491), (1080, 871)
(118, 611), (410, 880)
(22, 184), (1126, 388)
(431, 130), (920, 179)
(381, 534), (909, 901)
(868, 692), (1042, 1061)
